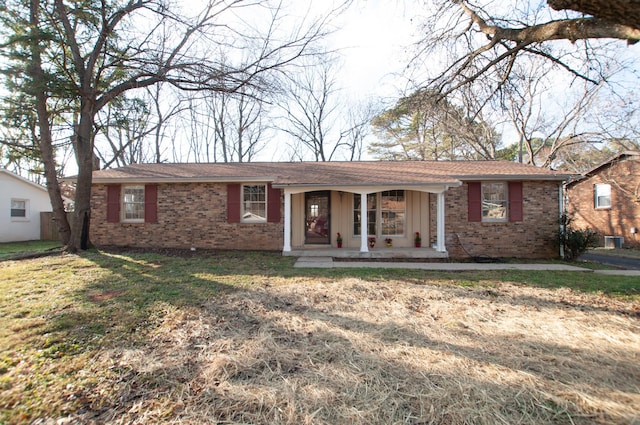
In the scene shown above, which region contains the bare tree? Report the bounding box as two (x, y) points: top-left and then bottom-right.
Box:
(94, 96), (155, 168)
(591, 88), (640, 151)
(180, 87), (269, 163)
(208, 89), (268, 163)
(278, 58), (357, 161)
(1, 0), (333, 250)
(146, 84), (188, 164)
(341, 100), (377, 161)
(501, 56), (605, 168)
(411, 1), (639, 108)
(548, 0), (640, 29)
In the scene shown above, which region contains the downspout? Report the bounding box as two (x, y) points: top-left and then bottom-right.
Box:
(559, 183), (565, 259)
(436, 191), (446, 252)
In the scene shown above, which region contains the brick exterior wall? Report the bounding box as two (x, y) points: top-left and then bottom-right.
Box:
(566, 156), (640, 248)
(430, 181), (562, 259)
(90, 183), (283, 250)
(91, 180), (562, 257)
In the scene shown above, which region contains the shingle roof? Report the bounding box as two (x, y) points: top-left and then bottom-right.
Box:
(565, 151), (640, 187)
(83, 161), (571, 186)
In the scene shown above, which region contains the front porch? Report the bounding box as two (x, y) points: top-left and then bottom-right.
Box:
(280, 185), (455, 255)
(284, 246), (449, 259)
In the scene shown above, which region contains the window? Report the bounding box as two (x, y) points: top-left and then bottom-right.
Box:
(10, 199), (27, 219)
(353, 193), (377, 236)
(482, 182), (507, 222)
(468, 181), (522, 223)
(381, 190), (405, 236)
(242, 184), (267, 222)
(107, 185), (157, 224)
(122, 186), (145, 221)
(594, 184), (611, 209)
(354, 191), (405, 236)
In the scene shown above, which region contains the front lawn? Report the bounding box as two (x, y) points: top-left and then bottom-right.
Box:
(0, 240), (62, 261)
(1, 249), (638, 424)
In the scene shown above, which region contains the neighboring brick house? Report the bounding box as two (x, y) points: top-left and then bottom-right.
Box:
(566, 151), (640, 248)
(82, 161), (571, 259)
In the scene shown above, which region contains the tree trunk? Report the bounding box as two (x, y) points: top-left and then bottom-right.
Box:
(68, 107), (96, 252)
(28, 0), (71, 245)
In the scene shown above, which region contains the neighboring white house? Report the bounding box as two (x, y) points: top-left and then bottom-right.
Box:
(0, 168), (54, 243)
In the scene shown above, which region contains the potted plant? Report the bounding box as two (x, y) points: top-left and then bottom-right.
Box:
(385, 238), (393, 247)
(336, 232), (343, 248)
(368, 237), (376, 248)
(414, 232), (422, 248)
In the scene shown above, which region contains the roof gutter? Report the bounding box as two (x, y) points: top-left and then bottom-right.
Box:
(271, 181), (463, 189)
(454, 174), (574, 182)
(64, 176), (277, 184)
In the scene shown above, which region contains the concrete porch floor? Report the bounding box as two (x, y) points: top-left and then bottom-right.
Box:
(284, 246), (449, 259)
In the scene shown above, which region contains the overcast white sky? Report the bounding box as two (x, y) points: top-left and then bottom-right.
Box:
(325, 1), (417, 99)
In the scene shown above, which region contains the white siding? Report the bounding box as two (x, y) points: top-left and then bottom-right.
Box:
(0, 170), (53, 242)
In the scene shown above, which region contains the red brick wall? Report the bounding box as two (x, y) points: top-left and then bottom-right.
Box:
(566, 156), (640, 248)
(91, 180), (562, 257)
(90, 183), (283, 250)
(430, 181), (562, 259)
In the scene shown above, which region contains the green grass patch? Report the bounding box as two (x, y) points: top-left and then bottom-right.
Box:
(0, 240), (62, 261)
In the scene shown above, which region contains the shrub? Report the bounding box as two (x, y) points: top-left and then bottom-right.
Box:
(558, 214), (599, 260)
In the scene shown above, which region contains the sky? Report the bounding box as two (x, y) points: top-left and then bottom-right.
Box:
(6, 0), (639, 176)
(249, 0), (421, 161)
(324, 1), (417, 99)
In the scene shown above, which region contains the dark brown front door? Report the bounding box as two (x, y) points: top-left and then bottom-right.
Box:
(305, 191), (330, 244)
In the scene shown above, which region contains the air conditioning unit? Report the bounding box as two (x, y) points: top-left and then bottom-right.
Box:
(604, 236), (624, 249)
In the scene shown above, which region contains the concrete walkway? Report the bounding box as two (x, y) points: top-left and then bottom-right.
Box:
(293, 256), (640, 276)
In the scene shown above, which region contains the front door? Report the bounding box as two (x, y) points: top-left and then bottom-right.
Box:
(305, 191), (330, 244)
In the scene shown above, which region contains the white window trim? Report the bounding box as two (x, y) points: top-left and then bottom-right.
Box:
(482, 182), (508, 223)
(241, 183), (267, 223)
(122, 185), (145, 223)
(594, 183), (612, 209)
(380, 190), (406, 237)
(353, 193), (376, 237)
(353, 191), (406, 237)
(10, 198), (29, 222)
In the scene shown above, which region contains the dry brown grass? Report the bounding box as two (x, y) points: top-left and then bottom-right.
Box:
(47, 277), (639, 425)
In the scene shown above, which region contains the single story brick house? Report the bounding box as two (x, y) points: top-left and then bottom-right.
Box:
(82, 161), (571, 259)
(566, 151), (640, 248)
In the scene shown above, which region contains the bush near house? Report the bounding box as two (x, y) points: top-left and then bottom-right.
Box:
(558, 214), (599, 260)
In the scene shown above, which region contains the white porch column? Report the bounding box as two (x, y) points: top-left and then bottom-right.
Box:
(436, 191), (446, 252)
(283, 189), (292, 252)
(360, 191), (369, 252)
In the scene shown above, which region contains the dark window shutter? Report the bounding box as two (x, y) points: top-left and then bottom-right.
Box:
(227, 183), (241, 223)
(107, 185), (121, 223)
(267, 183), (281, 223)
(509, 182), (523, 222)
(467, 182), (482, 222)
(144, 184), (158, 223)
